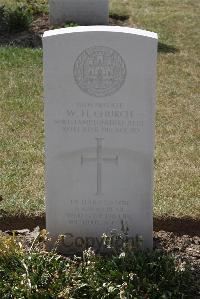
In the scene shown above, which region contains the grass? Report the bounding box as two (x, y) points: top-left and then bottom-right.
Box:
(0, 47), (44, 215)
(0, 0), (200, 218)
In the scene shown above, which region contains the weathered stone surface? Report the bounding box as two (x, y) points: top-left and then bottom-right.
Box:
(43, 26), (158, 252)
(49, 0), (109, 25)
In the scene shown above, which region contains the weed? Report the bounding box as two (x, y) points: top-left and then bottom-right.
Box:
(25, 0), (48, 15)
(0, 230), (193, 298)
(0, 4), (32, 33)
(0, 5), (8, 32)
(7, 5), (32, 33)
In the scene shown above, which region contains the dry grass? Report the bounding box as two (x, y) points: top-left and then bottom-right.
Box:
(110, 0), (200, 218)
(0, 48), (44, 215)
(0, 0), (199, 218)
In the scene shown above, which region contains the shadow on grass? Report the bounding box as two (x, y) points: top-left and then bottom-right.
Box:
(0, 26), (179, 54)
(0, 38), (179, 55)
(0, 32), (42, 48)
(0, 215), (199, 236)
(0, 214), (46, 231)
(158, 42), (178, 53)
(154, 216), (200, 236)
(109, 13), (130, 21)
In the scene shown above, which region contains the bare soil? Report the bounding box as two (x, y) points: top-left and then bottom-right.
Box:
(154, 231), (200, 298)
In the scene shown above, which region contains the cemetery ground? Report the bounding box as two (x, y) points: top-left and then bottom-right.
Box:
(0, 0), (199, 297)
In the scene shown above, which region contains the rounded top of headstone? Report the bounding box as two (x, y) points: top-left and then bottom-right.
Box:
(73, 46), (127, 97)
(43, 26), (158, 39)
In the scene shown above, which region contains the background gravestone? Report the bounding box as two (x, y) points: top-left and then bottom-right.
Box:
(49, 0), (109, 25)
(43, 26), (158, 252)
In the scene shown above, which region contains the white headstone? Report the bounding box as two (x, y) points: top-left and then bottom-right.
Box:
(43, 26), (158, 252)
(49, 0), (109, 26)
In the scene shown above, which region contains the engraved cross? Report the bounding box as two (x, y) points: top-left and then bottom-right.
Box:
(81, 138), (118, 195)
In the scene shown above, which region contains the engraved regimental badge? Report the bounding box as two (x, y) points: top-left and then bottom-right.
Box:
(74, 46), (127, 97)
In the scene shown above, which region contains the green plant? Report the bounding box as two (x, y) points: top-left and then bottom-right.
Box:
(25, 0), (48, 15)
(7, 5), (32, 33)
(0, 4), (33, 33)
(52, 22), (79, 30)
(0, 230), (194, 298)
(0, 232), (71, 298)
(64, 22), (79, 28)
(0, 5), (8, 32)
